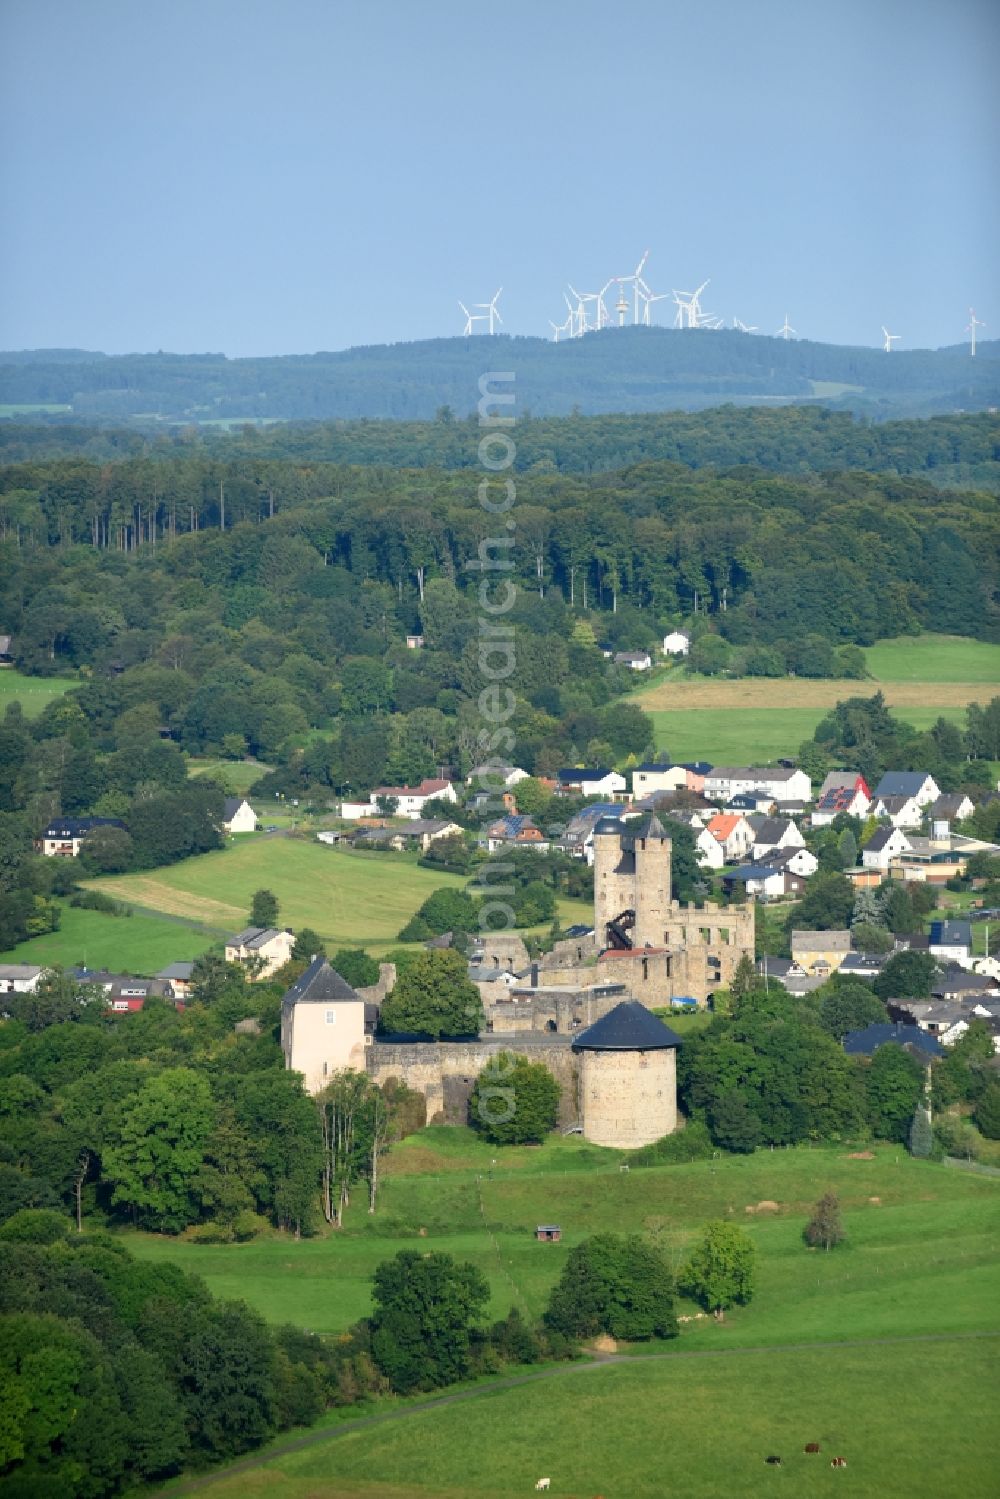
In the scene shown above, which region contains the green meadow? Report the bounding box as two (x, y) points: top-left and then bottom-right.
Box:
(643, 704), (968, 767)
(0, 668), (78, 719)
(138, 1134), (1000, 1499)
(633, 632), (997, 764)
(0, 902), (217, 974)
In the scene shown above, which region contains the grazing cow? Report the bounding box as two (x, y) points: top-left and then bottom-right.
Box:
(535, 1482), (551, 1492)
(805, 1443), (821, 1453)
(765, 1455), (782, 1465)
(830, 1457), (848, 1468)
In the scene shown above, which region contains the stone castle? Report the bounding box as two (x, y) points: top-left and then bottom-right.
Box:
(282, 813), (754, 1148)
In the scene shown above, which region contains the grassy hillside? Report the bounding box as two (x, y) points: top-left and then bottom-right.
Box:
(137, 1135), (999, 1498)
(87, 840), (468, 946)
(0, 902), (216, 974)
(631, 633), (998, 764)
(183, 1339), (997, 1499)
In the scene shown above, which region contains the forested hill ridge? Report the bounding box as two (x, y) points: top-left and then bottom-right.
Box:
(3, 408), (1000, 494)
(2, 327), (998, 423)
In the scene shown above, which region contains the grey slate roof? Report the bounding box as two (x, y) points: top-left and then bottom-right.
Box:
(572, 999), (681, 1052)
(281, 957), (360, 1007)
(155, 961), (196, 981)
(843, 1023), (943, 1058)
(874, 772), (932, 798)
(620, 813), (670, 844)
(227, 926), (286, 950)
(929, 920), (972, 948)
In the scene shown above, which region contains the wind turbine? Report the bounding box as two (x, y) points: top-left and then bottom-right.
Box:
(966, 307), (985, 357)
(474, 288), (503, 334)
(458, 300), (486, 335)
(637, 277), (670, 325)
(631, 250), (650, 325)
(673, 280), (710, 329)
(549, 312), (572, 343)
(564, 290), (586, 338)
(733, 317), (758, 333)
(776, 313), (796, 340)
(881, 325), (901, 352)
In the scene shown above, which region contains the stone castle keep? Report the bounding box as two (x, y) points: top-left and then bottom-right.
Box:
(282, 814), (754, 1148)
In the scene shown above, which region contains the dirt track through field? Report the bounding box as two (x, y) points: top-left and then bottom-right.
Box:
(634, 679), (990, 711)
(159, 1330), (1000, 1495)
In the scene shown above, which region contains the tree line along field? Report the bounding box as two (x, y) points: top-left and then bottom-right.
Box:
(137, 1134), (1000, 1498)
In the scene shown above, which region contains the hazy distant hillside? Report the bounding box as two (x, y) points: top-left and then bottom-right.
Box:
(1, 328), (998, 423)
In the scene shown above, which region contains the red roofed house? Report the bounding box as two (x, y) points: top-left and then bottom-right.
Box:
(705, 812), (754, 862)
(811, 773), (872, 826)
(367, 778), (457, 820)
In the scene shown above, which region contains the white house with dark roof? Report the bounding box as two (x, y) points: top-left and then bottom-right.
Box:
(927, 793), (975, 826)
(871, 794), (923, 829)
(225, 926), (295, 979)
(36, 817), (127, 857)
(0, 964), (44, 994)
(704, 766), (811, 803)
(555, 768), (628, 799)
(872, 771), (941, 808)
(222, 797), (258, 834)
(750, 817), (805, 860)
(862, 826), (912, 870)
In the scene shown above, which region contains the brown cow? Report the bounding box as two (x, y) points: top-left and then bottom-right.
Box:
(805, 1443), (821, 1453)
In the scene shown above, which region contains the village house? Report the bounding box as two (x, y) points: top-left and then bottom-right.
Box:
(354, 818), (464, 854)
(632, 763), (688, 797)
(280, 957), (377, 1094)
(485, 815), (549, 853)
(766, 845), (819, 878)
(703, 766), (812, 804)
(662, 630), (691, 657)
(154, 961), (196, 1000)
(36, 816), (127, 858)
(466, 763), (530, 789)
(614, 650), (653, 671)
(221, 797), (258, 834)
(558, 804), (626, 863)
(926, 793), (975, 827)
(705, 812), (754, 862)
(366, 777), (457, 819)
(811, 773), (872, 826)
(790, 929), (852, 977)
(842, 1023), (943, 1060)
(872, 771), (941, 809)
(749, 816), (805, 860)
(0, 963), (44, 995)
(723, 862), (800, 901)
(861, 826), (912, 871)
(0, 633), (14, 667)
(224, 926), (296, 979)
(555, 768), (628, 800)
(871, 793), (924, 829)
(929, 919), (972, 965)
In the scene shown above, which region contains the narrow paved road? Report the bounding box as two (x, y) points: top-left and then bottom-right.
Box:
(160, 1329), (1000, 1495)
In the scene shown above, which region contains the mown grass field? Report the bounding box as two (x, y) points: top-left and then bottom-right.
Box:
(187, 758), (273, 794)
(632, 633), (999, 764)
(86, 839), (591, 950)
(0, 901), (217, 974)
(140, 1134), (1000, 1499)
(0, 668), (78, 719)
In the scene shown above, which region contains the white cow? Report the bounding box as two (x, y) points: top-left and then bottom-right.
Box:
(534, 1483), (551, 1493)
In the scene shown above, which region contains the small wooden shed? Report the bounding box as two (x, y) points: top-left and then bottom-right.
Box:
(535, 1225), (561, 1242)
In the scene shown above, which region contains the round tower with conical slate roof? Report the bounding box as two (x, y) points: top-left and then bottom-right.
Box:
(572, 999), (681, 1148)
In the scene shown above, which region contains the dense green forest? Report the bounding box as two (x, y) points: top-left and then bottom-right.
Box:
(3, 406), (999, 491)
(2, 327), (998, 422)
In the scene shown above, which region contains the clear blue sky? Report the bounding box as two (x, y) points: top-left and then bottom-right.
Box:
(1, 0), (997, 357)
